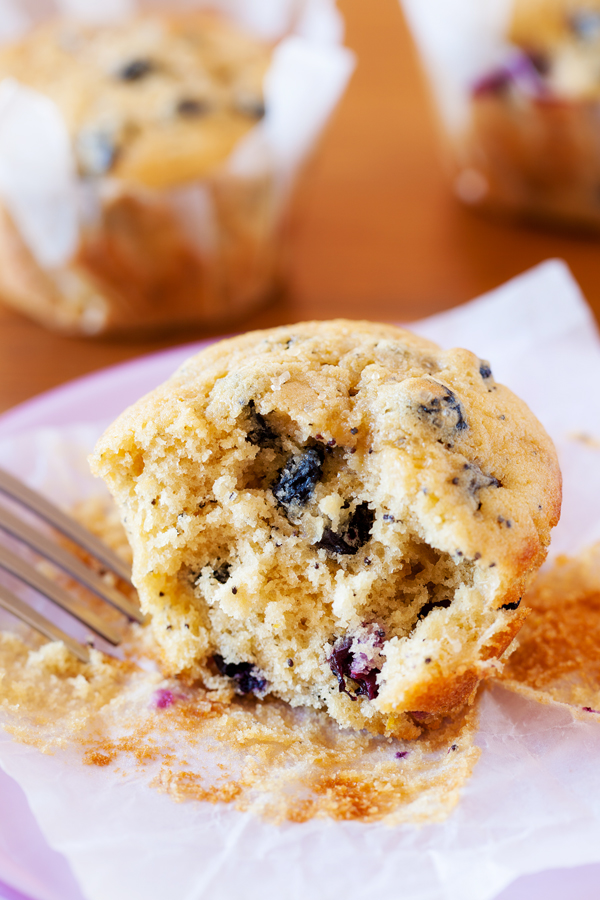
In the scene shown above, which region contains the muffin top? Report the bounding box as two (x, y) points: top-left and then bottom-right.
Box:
(509, 0), (600, 99)
(96, 319), (560, 582)
(0, 14), (270, 188)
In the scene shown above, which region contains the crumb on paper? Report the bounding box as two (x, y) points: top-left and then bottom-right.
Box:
(4, 495), (600, 824)
(72, 495), (133, 567)
(568, 432), (600, 450)
(499, 543), (600, 717)
(0, 628), (480, 825)
(0, 494), (481, 826)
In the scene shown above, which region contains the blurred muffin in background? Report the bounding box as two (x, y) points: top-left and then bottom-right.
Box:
(7, 16), (270, 188)
(0, 14), (281, 335)
(462, 0), (600, 230)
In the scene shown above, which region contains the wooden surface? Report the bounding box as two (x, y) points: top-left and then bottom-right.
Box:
(1, 0), (599, 415)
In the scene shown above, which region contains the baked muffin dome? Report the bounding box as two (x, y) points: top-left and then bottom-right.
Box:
(91, 321), (561, 737)
(0, 14), (270, 188)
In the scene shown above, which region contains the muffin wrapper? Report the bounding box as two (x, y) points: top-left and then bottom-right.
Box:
(0, 0), (354, 334)
(400, 0), (514, 136)
(400, 0), (600, 229)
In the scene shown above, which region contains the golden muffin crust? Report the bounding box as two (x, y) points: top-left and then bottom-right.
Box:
(91, 320), (561, 737)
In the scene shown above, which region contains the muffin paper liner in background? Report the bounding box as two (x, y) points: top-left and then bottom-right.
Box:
(400, 0), (600, 231)
(0, 0), (354, 335)
(2, 261), (600, 900)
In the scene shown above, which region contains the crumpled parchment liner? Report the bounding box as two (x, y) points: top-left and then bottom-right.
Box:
(500, 543), (600, 713)
(0, 626), (481, 826)
(400, 0), (514, 134)
(2, 260), (600, 900)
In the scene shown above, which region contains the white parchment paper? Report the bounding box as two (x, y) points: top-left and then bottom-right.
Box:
(2, 260), (600, 900)
(400, 0), (513, 133)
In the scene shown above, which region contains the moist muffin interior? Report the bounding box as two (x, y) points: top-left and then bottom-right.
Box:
(92, 321), (561, 737)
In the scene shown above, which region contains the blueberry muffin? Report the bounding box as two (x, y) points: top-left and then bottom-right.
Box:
(91, 320), (561, 738)
(0, 14), (274, 334)
(460, 0), (600, 229)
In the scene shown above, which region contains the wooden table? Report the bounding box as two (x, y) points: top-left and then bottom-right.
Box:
(0, 0), (599, 415)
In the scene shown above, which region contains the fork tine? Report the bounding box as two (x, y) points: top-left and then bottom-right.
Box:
(0, 467), (131, 583)
(0, 583), (90, 663)
(0, 504), (144, 623)
(0, 544), (122, 645)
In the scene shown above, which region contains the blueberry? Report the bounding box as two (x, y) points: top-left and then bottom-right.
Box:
(500, 598), (521, 611)
(213, 562), (231, 584)
(417, 383), (468, 432)
(235, 96), (266, 118)
(479, 362), (492, 379)
(317, 530), (351, 555)
(570, 11), (600, 40)
(527, 52), (550, 75)
(316, 502), (374, 556)
(177, 98), (210, 117)
(245, 400), (280, 449)
(452, 462), (501, 495)
(472, 68), (512, 97)
(117, 58), (155, 81)
(353, 670), (379, 700)
(418, 598), (451, 619)
(272, 447), (323, 509)
(327, 625), (383, 701)
(403, 378), (468, 442)
(328, 636), (355, 700)
(213, 655), (267, 695)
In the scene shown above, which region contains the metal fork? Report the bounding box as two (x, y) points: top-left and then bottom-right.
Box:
(0, 466), (144, 663)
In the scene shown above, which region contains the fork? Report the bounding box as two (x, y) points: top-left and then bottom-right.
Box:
(0, 466), (145, 663)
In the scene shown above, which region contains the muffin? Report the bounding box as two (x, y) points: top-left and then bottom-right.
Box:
(0, 14), (275, 334)
(91, 320), (561, 738)
(460, 0), (600, 229)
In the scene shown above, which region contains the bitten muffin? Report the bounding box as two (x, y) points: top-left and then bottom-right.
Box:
(0, 14), (274, 335)
(91, 320), (561, 738)
(460, 0), (600, 230)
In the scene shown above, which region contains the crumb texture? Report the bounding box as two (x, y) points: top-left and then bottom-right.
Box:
(91, 319), (561, 735)
(0, 498), (480, 824)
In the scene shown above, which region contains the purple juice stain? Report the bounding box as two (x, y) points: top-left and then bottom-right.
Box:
(154, 688), (183, 709)
(395, 751), (409, 759)
(583, 706), (600, 714)
(472, 51), (549, 99)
